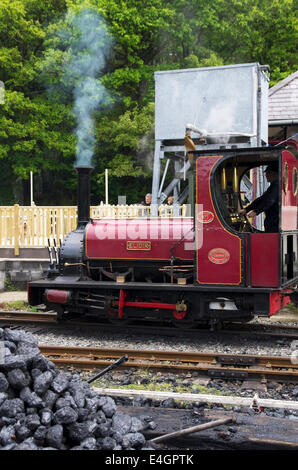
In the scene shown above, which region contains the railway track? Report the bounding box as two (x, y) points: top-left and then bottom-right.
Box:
(39, 344), (298, 382)
(1, 309), (298, 340)
(0, 310), (57, 323)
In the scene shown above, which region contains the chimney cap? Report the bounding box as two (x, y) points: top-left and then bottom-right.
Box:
(75, 165), (94, 169)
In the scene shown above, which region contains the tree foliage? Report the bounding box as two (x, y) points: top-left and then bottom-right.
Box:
(0, 0), (297, 204)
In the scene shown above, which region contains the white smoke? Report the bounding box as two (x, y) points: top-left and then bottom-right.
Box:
(63, 9), (113, 167)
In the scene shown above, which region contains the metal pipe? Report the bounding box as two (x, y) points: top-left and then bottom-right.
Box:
(47, 239), (54, 265)
(221, 167), (227, 191)
(75, 166), (93, 229)
(161, 160), (191, 203)
(150, 417), (235, 444)
(186, 123), (207, 136)
(269, 120), (298, 126)
(151, 141), (162, 216)
(158, 158), (170, 198)
(233, 167), (239, 192)
(87, 355), (128, 383)
(53, 239), (59, 264)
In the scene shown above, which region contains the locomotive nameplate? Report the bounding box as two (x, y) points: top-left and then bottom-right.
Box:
(208, 248), (230, 264)
(126, 241), (152, 251)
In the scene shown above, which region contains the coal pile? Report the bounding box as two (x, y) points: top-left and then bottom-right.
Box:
(0, 328), (152, 450)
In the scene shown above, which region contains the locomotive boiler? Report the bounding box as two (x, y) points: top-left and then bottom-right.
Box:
(28, 63), (298, 328)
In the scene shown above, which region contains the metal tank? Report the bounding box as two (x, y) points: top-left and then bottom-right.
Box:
(151, 63), (270, 214)
(155, 62), (269, 145)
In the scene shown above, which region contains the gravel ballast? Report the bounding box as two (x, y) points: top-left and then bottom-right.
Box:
(0, 328), (153, 450)
(32, 321), (297, 357)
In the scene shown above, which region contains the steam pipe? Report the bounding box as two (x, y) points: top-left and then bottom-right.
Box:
(233, 166), (239, 192)
(186, 123), (254, 137)
(75, 165), (93, 229)
(186, 123), (207, 136)
(221, 167), (227, 191)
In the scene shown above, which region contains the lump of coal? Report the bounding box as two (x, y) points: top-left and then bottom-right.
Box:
(33, 371), (55, 395)
(54, 406), (78, 425)
(0, 373), (9, 393)
(0, 398), (24, 418)
(51, 374), (69, 394)
(45, 424), (64, 449)
(0, 328), (149, 450)
(7, 369), (30, 390)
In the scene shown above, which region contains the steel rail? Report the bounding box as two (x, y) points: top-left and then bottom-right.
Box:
(39, 345), (298, 380)
(39, 344), (297, 366)
(1, 310), (298, 340)
(0, 310), (57, 322)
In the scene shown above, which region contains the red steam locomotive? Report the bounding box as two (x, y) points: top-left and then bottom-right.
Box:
(28, 63), (298, 328)
(27, 145), (298, 328)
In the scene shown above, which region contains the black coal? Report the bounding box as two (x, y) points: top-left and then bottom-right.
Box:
(0, 328), (153, 450)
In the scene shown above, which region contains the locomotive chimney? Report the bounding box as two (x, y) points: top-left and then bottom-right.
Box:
(75, 165), (93, 229)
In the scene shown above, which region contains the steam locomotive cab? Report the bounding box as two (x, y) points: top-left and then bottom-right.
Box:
(193, 146), (298, 320)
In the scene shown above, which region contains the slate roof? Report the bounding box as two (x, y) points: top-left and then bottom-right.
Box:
(268, 70), (298, 121)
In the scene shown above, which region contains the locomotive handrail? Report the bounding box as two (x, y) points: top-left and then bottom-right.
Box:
(0, 204), (190, 254)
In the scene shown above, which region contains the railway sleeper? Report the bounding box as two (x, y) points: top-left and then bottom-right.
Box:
(208, 369), (249, 380)
(216, 355), (259, 366)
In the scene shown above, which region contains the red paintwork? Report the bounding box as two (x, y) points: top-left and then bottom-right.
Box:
(115, 290), (179, 319)
(46, 289), (69, 304)
(249, 233), (279, 287)
(281, 150), (298, 231)
(85, 218), (194, 261)
(269, 139), (298, 151)
(195, 156), (242, 285)
(197, 211), (214, 224)
(269, 291), (291, 316)
(118, 289), (127, 319)
(208, 248), (230, 264)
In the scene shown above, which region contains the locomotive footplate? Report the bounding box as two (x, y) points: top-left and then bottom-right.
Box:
(28, 278), (282, 293)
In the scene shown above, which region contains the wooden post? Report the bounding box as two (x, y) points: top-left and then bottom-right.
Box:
(14, 204), (19, 256)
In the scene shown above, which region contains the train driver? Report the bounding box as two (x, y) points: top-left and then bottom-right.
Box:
(239, 162), (279, 233)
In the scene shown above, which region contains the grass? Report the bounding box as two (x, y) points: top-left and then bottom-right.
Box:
(93, 369), (236, 402)
(0, 300), (38, 312)
(285, 303), (298, 315)
(4, 278), (21, 292)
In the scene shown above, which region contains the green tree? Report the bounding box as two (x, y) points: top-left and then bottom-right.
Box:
(202, 0), (298, 84)
(0, 0), (75, 204)
(0, 0), (297, 206)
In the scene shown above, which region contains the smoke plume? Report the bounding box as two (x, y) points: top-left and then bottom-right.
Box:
(63, 9), (112, 167)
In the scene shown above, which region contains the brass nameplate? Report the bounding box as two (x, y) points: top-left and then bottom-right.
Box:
(126, 241), (151, 251)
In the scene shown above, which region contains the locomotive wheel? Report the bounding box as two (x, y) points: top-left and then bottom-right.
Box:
(171, 309), (196, 329)
(104, 296), (129, 324)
